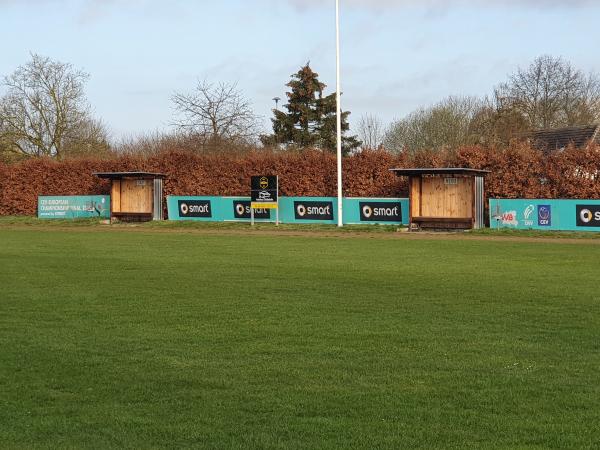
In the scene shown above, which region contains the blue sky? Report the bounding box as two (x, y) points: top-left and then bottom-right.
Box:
(1, 0), (600, 139)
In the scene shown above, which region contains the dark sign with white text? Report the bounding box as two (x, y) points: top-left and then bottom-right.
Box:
(233, 201), (271, 219)
(359, 201), (402, 222)
(251, 175), (278, 208)
(537, 205), (551, 227)
(294, 201), (334, 221)
(576, 204), (600, 227)
(178, 199), (212, 218)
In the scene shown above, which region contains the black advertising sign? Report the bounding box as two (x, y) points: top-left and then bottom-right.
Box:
(250, 175), (277, 191)
(178, 199), (212, 218)
(576, 204), (600, 227)
(251, 175), (278, 208)
(294, 201), (334, 221)
(233, 201), (271, 219)
(359, 201), (402, 222)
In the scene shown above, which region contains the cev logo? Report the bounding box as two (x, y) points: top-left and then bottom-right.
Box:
(538, 205), (551, 226)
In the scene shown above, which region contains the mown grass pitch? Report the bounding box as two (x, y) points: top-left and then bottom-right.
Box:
(1, 225), (599, 449)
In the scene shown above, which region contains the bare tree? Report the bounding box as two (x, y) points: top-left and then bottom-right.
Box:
(467, 97), (530, 147)
(0, 122), (15, 163)
(495, 55), (600, 129)
(0, 54), (102, 159)
(171, 80), (259, 148)
(357, 114), (384, 150)
(384, 96), (484, 153)
(114, 130), (177, 156)
(60, 118), (112, 159)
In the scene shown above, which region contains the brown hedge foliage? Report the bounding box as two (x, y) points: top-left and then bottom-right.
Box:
(1, 145), (599, 216)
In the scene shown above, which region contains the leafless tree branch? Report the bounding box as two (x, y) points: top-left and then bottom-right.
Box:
(357, 114), (384, 150)
(0, 53), (105, 159)
(171, 80), (260, 148)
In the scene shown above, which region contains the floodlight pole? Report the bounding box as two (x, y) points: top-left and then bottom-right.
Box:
(335, 0), (343, 227)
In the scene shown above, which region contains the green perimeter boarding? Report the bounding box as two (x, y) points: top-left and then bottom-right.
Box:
(36, 195), (600, 231)
(490, 198), (600, 231)
(38, 196), (110, 219)
(166, 196), (409, 225)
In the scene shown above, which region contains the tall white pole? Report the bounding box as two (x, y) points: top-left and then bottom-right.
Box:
(335, 0), (343, 227)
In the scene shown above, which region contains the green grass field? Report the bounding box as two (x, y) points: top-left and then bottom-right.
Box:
(1, 224), (599, 449)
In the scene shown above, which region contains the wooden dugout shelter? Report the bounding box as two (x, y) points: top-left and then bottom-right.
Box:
(390, 168), (490, 230)
(94, 172), (166, 222)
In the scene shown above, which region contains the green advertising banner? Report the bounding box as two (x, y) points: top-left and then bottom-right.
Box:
(342, 198), (409, 225)
(38, 196), (110, 219)
(167, 196), (409, 225)
(489, 198), (600, 232)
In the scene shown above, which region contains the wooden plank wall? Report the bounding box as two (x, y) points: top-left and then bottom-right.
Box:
(120, 179), (153, 213)
(420, 176), (473, 218)
(410, 177), (421, 219)
(111, 180), (121, 213)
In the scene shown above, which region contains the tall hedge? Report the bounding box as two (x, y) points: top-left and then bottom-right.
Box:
(1, 145), (599, 216)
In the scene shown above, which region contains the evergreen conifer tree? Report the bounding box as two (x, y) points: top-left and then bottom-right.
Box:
(262, 64), (360, 154)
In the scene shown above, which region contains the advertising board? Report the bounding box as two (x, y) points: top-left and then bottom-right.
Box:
(490, 199), (600, 231)
(233, 200), (271, 220)
(38, 196), (110, 219)
(342, 198), (408, 225)
(250, 176), (278, 209)
(168, 196), (409, 225)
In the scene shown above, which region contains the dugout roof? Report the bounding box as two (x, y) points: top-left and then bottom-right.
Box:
(390, 168), (490, 177)
(94, 171), (167, 179)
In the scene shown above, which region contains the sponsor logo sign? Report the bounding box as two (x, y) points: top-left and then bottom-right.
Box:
(251, 175), (278, 209)
(233, 201), (271, 219)
(537, 205), (551, 226)
(38, 196), (110, 219)
(501, 210), (518, 226)
(576, 204), (600, 227)
(359, 201), (402, 222)
(294, 201), (334, 221)
(178, 199), (211, 218)
(522, 204), (535, 226)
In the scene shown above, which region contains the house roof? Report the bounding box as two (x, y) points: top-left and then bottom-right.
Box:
(390, 168), (491, 177)
(520, 124), (599, 152)
(93, 172), (166, 179)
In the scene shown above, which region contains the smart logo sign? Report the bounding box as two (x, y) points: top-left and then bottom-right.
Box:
(233, 201), (271, 219)
(178, 199), (212, 218)
(294, 201), (333, 221)
(576, 205), (600, 227)
(359, 201), (402, 222)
